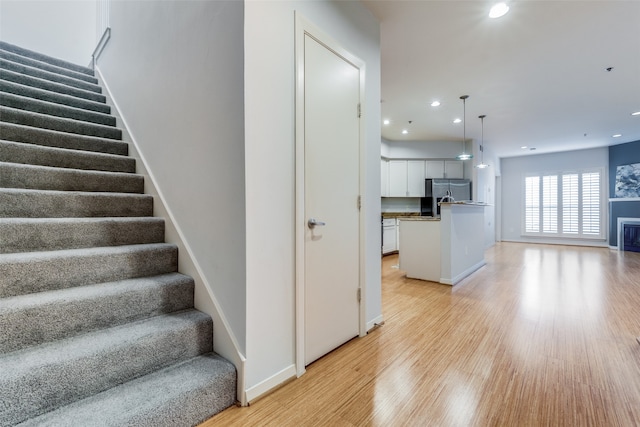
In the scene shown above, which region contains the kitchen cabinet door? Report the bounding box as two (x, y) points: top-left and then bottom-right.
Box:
(426, 160), (445, 178)
(388, 160), (408, 197)
(407, 160), (426, 197)
(381, 159), (389, 197)
(382, 223), (397, 254)
(444, 160), (464, 179)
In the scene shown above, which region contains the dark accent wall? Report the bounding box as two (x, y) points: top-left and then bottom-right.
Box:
(608, 140), (640, 247)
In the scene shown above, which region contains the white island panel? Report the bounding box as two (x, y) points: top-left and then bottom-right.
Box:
(398, 219), (441, 282)
(440, 203), (486, 284)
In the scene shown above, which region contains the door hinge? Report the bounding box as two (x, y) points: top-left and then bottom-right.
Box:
(357, 288), (362, 302)
(357, 103), (362, 118)
(357, 195), (362, 210)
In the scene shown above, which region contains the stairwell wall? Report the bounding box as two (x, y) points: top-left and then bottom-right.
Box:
(0, 0), (96, 66)
(95, 0), (247, 363)
(244, 0), (381, 400)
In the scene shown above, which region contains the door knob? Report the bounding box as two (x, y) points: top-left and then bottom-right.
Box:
(308, 218), (326, 229)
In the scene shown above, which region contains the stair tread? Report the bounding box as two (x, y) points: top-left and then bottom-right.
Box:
(0, 216), (165, 254)
(1, 68), (105, 103)
(0, 105), (122, 140)
(0, 243), (177, 298)
(0, 78), (110, 114)
(0, 161), (144, 193)
(0, 187), (152, 198)
(0, 309), (208, 364)
(0, 272), (193, 352)
(1, 57), (102, 93)
(0, 216), (164, 225)
(0, 187), (154, 219)
(0, 242), (176, 263)
(0, 310), (214, 425)
(0, 122), (128, 156)
(0, 91), (116, 126)
(0, 139), (135, 173)
(0, 49), (98, 84)
(16, 354), (236, 427)
(0, 41), (94, 75)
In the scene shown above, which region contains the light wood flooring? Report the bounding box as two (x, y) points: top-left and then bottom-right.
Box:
(203, 242), (640, 426)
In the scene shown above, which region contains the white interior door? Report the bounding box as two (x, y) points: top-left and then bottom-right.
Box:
(304, 34), (360, 366)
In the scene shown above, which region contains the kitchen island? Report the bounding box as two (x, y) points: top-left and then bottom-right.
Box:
(399, 202), (486, 285)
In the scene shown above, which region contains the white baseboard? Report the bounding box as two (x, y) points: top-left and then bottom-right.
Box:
(366, 315), (384, 332)
(441, 260), (486, 285)
(245, 364), (296, 404)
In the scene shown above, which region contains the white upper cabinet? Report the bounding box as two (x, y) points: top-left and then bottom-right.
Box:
(425, 160), (445, 179)
(407, 160), (425, 197)
(388, 160), (408, 197)
(444, 160), (464, 179)
(387, 160), (425, 197)
(383, 158), (462, 197)
(425, 160), (464, 179)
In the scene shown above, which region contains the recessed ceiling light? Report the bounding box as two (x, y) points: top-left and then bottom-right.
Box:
(489, 2), (509, 18)
(632, 111), (640, 116)
(613, 134), (622, 138)
(521, 146), (528, 149)
(402, 129), (408, 135)
(453, 118), (462, 124)
(431, 101), (441, 107)
(383, 119), (390, 125)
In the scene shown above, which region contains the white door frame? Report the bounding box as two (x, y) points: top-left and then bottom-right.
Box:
(294, 12), (367, 377)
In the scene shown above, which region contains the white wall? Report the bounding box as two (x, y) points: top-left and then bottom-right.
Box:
(472, 141), (498, 248)
(96, 0), (246, 355)
(0, 0), (96, 65)
(501, 147), (609, 245)
(244, 0), (381, 398)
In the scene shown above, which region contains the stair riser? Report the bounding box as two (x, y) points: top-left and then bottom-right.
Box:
(1, 69), (105, 103)
(1, 92), (116, 126)
(1, 106), (122, 140)
(0, 41), (94, 76)
(0, 218), (164, 253)
(0, 123), (128, 156)
(0, 189), (153, 218)
(0, 49), (98, 84)
(0, 162), (144, 193)
(0, 140), (135, 173)
(0, 244), (178, 298)
(0, 79), (110, 114)
(0, 274), (194, 352)
(0, 312), (212, 426)
(1, 58), (101, 93)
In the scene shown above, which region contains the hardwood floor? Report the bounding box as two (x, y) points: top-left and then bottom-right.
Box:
(202, 242), (640, 426)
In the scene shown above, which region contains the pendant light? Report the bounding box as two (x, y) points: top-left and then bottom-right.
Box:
(476, 114), (489, 169)
(456, 95), (473, 160)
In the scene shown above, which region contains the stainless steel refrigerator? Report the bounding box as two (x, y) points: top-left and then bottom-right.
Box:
(420, 179), (472, 217)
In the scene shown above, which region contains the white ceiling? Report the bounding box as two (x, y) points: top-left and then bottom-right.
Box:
(362, 0), (640, 159)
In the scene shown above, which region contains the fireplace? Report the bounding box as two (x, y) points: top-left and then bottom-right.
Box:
(618, 218), (640, 252)
(624, 224), (640, 252)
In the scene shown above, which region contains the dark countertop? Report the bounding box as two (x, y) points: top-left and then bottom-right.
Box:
(381, 212), (421, 218)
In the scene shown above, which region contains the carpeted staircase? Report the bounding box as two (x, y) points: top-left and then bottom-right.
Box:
(0, 40), (236, 427)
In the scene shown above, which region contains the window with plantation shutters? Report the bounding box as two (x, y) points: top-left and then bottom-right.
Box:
(523, 169), (604, 240)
